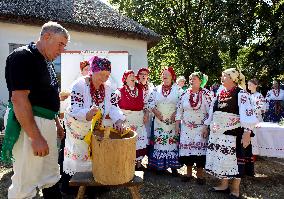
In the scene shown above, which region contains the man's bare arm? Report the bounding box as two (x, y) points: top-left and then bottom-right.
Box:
(11, 90), (49, 156)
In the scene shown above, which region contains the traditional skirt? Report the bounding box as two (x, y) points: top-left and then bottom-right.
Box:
(122, 109), (147, 161)
(264, 100), (284, 123)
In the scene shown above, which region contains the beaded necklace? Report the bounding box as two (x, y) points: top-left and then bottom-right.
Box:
(139, 83), (149, 92)
(273, 89), (280, 97)
(162, 84), (172, 97)
(188, 88), (202, 110)
(125, 85), (139, 98)
(89, 75), (105, 106)
(219, 86), (237, 101)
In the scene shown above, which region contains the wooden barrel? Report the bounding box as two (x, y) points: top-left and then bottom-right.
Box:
(91, 129), (137, 185)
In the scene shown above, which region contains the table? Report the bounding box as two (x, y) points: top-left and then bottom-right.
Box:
(69, 171), (144, 199)
(252, 122), (284, 158)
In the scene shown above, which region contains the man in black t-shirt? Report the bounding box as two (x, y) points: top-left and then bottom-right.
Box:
(4, 21), (69, 199)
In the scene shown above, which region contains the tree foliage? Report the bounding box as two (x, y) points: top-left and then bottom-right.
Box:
(109, 0), (284, 90)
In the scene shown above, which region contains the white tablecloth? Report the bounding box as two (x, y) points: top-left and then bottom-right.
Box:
(252, 122), (284, 158)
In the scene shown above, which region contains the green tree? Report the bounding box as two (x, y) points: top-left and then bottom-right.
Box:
(109, 0), (284, 89)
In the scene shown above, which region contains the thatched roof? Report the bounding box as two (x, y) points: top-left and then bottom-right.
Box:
(0, 0), (161, 48)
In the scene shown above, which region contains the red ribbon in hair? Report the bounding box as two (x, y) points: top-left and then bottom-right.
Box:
(122, 70), (135, 83)
(162, 66), (176, 82)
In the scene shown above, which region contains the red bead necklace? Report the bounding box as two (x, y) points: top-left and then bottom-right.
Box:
(89, 75), (105, 106)
(219, 86), (237, 101)
(125, 85), (139, 98)
(162, 84), (172, 97)
(188, 88), (202, 110)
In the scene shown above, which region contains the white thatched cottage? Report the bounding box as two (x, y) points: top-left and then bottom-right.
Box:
(0, 0), (160, 103)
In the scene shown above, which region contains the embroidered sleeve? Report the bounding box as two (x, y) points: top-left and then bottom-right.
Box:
(68, 81), (89, 122)
(238, 90), (258, 130)
(202, 89), (213, 123)
(265, 90), (272, 110)
(148, 87), (157, 110)
(175, 91), (185, 121)
(255, 93), (266, 113)
(109, 90), (126, 123)
(203, 96), (216, 126)
(143, 89), (150, 111)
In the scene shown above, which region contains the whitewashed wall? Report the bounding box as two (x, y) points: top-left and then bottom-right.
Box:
(0, 22), (148, 102)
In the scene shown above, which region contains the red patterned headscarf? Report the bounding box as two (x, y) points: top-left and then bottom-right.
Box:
(80, 61), (89, 71)
(136, 68), (150, 80)
(122, 70), (135, 84)
(88, 56), (111, 74)
(162, 66), (176, 82)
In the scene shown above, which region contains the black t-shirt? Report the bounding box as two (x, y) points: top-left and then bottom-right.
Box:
(5, 42), (60, 112)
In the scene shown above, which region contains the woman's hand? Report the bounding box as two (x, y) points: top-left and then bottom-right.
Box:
(241, 131), (251, 148)
(115, 119), (125, 134)
(56, 123), (65, 140)
(59, 91), (70, 101)
(170, 111), (176, 123)
(143, 111), (149, 125)
(201, 125), (209, 139)
(86, 105), (98, 121)
(55, 118), (65, 140)
(154, 110), (163, 122)
(175, 121), (181, 135)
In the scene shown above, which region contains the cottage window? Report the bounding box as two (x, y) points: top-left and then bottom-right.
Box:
(8, 43), (26, 53)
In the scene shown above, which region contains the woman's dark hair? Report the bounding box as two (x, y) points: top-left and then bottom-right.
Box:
(248, 78), (259, 87)
(272, 79), (281, 89)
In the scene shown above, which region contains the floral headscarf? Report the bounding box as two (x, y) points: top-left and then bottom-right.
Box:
(223, 68), (246, 90)
(190, 72), (208, 88)
(88, 56), (111, 74)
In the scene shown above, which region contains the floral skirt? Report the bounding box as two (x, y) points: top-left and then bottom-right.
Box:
(148, 118), (181, 170)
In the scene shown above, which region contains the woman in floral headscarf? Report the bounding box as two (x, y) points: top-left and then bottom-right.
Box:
(148, 67), (181, 176)
(61, 56), (124, 194)
(176, 72), (213, 185)
(205, 68), (258, 199)
(110, 70), (148, 170)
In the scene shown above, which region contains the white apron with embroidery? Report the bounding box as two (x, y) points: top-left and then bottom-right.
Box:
(179, 111), (207, 156)
(205, 111), (241, 178)
(122, 109), (147, 161)
(63, 114), (92, 175)
(152, 103), (178, 159)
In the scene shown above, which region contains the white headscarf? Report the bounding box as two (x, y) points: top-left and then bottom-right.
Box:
(223, 68), (246, 90)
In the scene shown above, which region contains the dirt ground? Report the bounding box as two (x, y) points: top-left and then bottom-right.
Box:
(0, 157), (283, 199)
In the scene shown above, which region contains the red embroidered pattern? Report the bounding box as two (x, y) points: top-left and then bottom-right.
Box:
(89, 75), (105, 106)
(246, 109), (254, 116)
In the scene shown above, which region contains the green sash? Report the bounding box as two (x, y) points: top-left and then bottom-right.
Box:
(1, 102), (57, 163)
